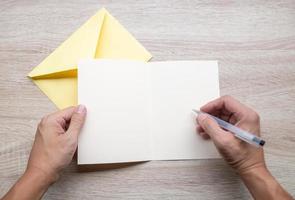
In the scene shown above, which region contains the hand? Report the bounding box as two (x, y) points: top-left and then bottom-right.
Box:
(196, 95), (265, 174)
(2, 105), (87, 200)
(27, 105), (87, 183)
(196, 96), (293, 200)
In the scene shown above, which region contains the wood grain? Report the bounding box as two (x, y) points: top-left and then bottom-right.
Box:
(0, 0), (294, 199)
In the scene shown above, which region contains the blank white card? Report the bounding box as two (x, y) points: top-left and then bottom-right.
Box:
(78, 59), (220, 164)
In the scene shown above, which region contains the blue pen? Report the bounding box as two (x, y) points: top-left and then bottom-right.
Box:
(192, 109), (265, 147)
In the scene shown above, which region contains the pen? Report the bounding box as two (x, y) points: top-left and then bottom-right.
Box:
(192, 109), (265, 147)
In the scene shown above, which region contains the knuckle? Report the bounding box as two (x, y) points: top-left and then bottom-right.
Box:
(71, 115), (83, 125)
(252, 111), (260, 122)
(65, 136), (78, 149)
(199, 116), (210, 128)
(247, 111), (260, 123)
(38, 115), (50, 128)
(221, 95), (232, 101)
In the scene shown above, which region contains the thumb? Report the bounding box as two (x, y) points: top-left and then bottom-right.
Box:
(66, 105), (87, 138)
(197, 113), (226, 140)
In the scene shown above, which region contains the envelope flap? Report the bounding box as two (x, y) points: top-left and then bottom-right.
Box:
(28, 8), (106, 78)
(33, 78), (77, 109)
(95, 10), (152, 61)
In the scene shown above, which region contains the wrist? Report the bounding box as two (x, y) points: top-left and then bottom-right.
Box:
(239, 164), (270, 182)
(3, 166), (58, 200)
(237, 161), (267, 177)
(25, 165), (59, 185)
(239, 165), (292, 200)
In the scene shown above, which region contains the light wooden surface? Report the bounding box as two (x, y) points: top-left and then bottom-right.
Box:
(1, 0), (295, 199)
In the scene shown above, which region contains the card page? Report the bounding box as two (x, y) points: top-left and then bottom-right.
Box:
(78, 59), (151, 164)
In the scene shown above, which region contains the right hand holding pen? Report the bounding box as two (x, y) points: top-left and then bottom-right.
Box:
(196, 95), (265, 175)
(197, 96), (293, 200)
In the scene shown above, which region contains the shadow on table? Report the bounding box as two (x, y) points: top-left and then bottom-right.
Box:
(77, 161), (148, 172)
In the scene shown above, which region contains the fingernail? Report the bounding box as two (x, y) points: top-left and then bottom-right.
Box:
(77, 104), (86, 114)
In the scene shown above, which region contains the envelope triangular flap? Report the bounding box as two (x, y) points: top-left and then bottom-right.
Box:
(28, 9), (106, 78)
(95, 11), (152, 60)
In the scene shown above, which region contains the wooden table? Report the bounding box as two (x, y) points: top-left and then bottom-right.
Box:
(1, 0), (294, 199)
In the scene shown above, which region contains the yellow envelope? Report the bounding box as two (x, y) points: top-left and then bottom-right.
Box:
(28, 8), (152, 109)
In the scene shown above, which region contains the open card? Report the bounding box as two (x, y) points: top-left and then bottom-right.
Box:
(78, 59), (220, 164)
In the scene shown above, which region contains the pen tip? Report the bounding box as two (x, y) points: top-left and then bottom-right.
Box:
(192, 109), (200, 114)
(192, 109), (201, 115)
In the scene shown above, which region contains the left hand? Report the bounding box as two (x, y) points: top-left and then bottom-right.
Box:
(27, 105), (87, 183)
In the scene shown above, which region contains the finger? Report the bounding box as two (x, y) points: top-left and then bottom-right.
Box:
(66, 105), (87, 138)
(46, 107), (76, 130)
(199, 131), (211, 140)
(50, 106), (76, 122)
(196, 125), (204, 133)
(197, 113), (227, 140)
(200, 95), (249, 119)
(220, 113), (237, 124)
